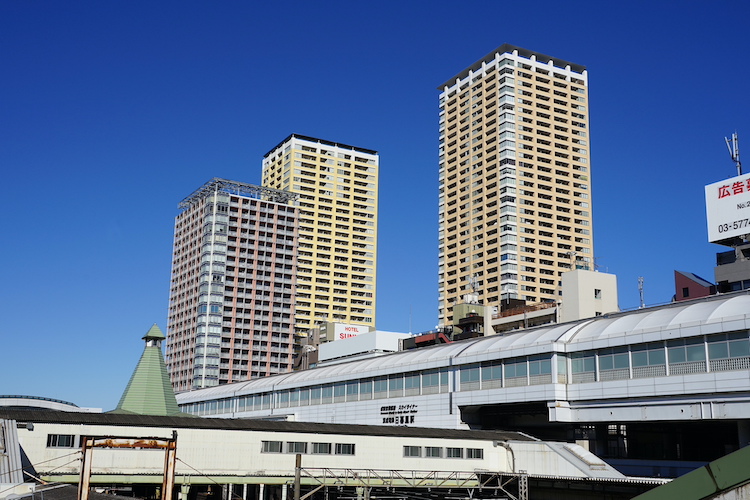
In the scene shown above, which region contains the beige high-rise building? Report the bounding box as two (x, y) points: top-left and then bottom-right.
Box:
(438, 44), (594, 325)
(262, 134), (378, 335)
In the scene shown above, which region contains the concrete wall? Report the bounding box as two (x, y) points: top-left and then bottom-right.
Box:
(561, 269), (618, 322)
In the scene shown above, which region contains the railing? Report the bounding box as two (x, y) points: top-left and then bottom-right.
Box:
(710, 356), (750, 372)
(632, 365), (667, 378)
(669, 361), (706, 375)
(598, 368), (629, 381)
(493, 301), (556, 319)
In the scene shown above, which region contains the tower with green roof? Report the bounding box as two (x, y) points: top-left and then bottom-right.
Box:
(111, 324), (181, 416)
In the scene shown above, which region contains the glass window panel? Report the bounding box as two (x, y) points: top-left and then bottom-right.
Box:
(335, 443), (355, 455)
(403, 446), (421, 457)
(462, 366), (480, 382)
(360, 379), (373, 396)
(286, 442), (307, 454)
(649, 347), (666, 365)
(346, 381), (359, 396)
(299, 388), (310, 405)
(312, 443), (331, 454)
(334, 383), (346, 397)
(321, 385), (333, 403)
(686, 345), (705, 362)
(613, 353), (629, 369)
(730, 339), (750, 358)
(424, 370), (439, 386)
(631, 350), (648, 367)
(708, 343), (729, 360)
(310, 386), (322, 404)
(540, 358), (552, 374)
(389, 375), (404, 391)
(668, 347), (686, 364)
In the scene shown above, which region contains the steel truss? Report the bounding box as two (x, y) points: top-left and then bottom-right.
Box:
(297, 468), (528, 500)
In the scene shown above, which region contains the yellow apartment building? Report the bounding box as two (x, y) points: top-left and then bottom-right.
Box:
(438, 45), (594, 325)
(262, 134), (378, 336)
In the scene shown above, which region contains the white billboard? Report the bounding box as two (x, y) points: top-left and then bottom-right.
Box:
(334, 323), (369, 341)
(705, 172), (750, 243)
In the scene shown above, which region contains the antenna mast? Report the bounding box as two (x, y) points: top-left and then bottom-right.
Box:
(725, 132), (742, 176)
(638, 276), (645, 309)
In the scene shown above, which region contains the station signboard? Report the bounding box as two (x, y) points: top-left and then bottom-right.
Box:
(705, 172), (750, 243)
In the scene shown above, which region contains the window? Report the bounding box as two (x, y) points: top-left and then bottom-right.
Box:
(667, 338), (704, 364)
(261, 441), (282, 453)
(682, 287), (690, 298)
(46, 434), (75, 448)
(631, 343), (667, 377)
(446, 447), (463, 458)
(312, 442), (332, 454)
(286, 442), (307, 454)
(631, 343), (665, 367)
(403, 446), (421, 457)
(467, 448), (484, 459)
(425, 447), (442, 458)
(594, 288), (602, 299)
(708, 332), (750, 360)
(504, 359), (527, 380)
(599, 348), (629, 371)
(571, 351), (596, 383)
(460, 365), (480, 390)
(335, 443), (355, 455)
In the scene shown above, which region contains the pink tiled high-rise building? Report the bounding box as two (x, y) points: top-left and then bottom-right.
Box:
(166, 178), (299, 392)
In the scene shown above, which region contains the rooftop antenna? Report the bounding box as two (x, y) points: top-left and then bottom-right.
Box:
(725, 132), (742, 176)
(638, 277), (645, 309)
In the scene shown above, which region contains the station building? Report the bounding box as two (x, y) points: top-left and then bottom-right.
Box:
(177, 291), (750, 477)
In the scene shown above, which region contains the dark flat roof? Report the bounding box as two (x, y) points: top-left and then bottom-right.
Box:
(438, 43), (586, 90)
(263, 134), (378, 159)
(0, 409), (535, 442)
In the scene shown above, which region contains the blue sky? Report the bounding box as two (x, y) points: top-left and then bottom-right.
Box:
(2, 0), (749, 410)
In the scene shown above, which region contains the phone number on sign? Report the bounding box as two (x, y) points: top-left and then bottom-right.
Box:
(718, 219), (750, 233)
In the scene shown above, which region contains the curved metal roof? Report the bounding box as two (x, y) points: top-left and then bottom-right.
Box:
(177, 292), (750, 403)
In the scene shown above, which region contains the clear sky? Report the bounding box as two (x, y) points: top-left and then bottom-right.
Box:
(2, 0), (749, 410)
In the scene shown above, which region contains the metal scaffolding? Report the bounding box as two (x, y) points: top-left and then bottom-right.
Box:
(178, 178), (298, 210)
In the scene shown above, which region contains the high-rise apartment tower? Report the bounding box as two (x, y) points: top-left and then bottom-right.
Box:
(166, 178), (299, 392)
(262, 134), (378, 335)
(438, 44), (594, 325)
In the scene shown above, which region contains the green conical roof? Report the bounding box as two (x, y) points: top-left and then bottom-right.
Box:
(143, 323), (166, 341)
(111, 324), (181, 416)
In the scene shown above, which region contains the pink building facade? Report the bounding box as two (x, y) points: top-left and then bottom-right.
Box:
(166, 178), (299, 392)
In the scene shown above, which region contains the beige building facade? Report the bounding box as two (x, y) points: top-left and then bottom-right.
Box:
(262, 134), (378, 336)
(438, 44), (594, 325)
